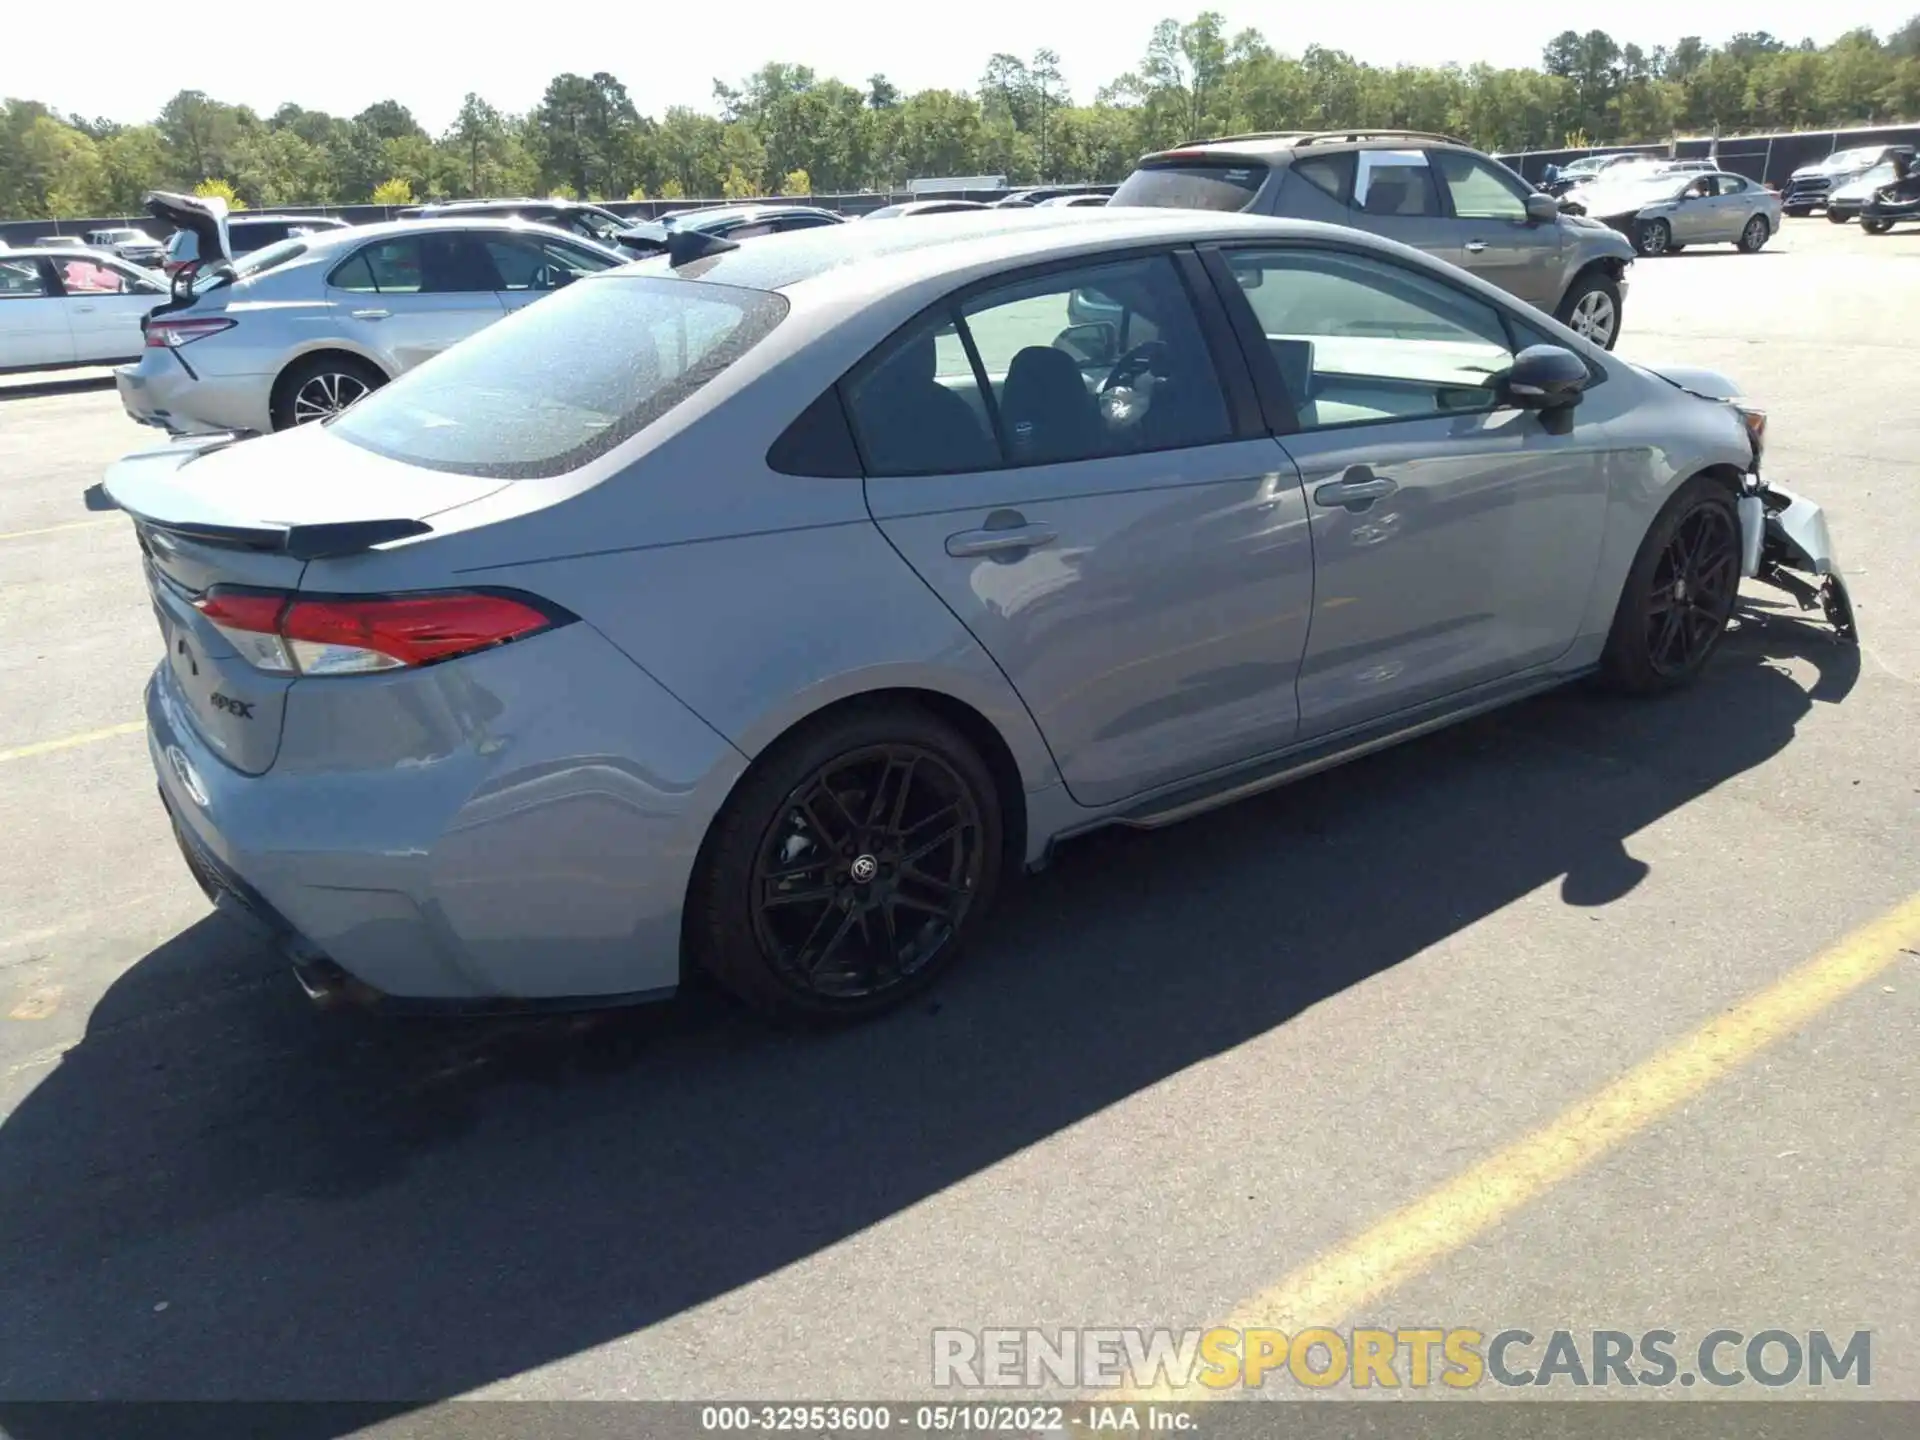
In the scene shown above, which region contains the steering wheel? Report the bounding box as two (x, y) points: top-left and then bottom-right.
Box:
(1102, 340), (1169, 394)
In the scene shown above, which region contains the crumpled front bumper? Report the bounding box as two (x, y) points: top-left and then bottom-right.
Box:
(1739, 479), (1856, 641)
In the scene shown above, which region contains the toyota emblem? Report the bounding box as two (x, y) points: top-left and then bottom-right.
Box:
(849, 854), (879, 884)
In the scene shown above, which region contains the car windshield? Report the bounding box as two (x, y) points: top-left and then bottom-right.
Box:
(328, 275), (789, 479)
(1826, 148), (1882, 170)
(1111, 161), (1265, 212)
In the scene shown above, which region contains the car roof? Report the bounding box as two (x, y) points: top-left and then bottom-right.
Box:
(225, 213), (348, 226)
(250, 214), (620, 254)
(1142, 130), (1481, 165)
(622, 206), (1428, 300)
(675, 203), (840, 225)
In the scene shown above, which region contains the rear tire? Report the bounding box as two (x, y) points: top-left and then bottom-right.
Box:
(1553, 271), (1622, 350)
(1737, 215), (1771, 253)
(1599, 476), (1742, 695)
(270, 353), (386, 431)
(1784, 205), (1812, 218)
(690, 704), (1004, 1023)
(1635, 218), (1672, 257)
(1862, 218), (1893, 235)
(1826, 208), (1851, 224)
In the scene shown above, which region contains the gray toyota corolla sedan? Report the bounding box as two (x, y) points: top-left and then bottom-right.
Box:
(101, 208), (1851, 1020)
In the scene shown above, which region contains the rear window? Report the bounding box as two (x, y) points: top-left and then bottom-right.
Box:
(193, 238), (308, 293)
(328, 275), (788, 479)
(1110, 161), (1267, 212)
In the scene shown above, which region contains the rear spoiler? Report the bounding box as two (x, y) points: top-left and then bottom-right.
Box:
(85, 479), (430, 559)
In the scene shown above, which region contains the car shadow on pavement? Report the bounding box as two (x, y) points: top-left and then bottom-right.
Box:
(0, 613), (1860, 1416)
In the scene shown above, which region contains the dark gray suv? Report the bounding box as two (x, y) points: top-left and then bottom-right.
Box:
(1111, 130), (1636, 348)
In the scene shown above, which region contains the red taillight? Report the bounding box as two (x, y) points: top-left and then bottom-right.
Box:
(147, 317), (235, 348)
(191, 589), (564, 676)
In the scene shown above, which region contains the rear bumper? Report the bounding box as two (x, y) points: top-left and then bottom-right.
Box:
(116, 355), (272, 436)
(144, 621), (749, 1006)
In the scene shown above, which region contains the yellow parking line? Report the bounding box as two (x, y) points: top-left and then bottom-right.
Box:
(1130, 891), (1920, 1399)
(0, 721), (143, 764)
(0, 516), (121, 543)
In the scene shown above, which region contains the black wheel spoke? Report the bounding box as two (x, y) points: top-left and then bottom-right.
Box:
(804, 906), (862, 978)
(1644, 503), (1737, 676)
(760, 883), (839, 909)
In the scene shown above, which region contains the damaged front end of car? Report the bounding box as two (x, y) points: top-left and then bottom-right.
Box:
(1640, 363), (1857, 642)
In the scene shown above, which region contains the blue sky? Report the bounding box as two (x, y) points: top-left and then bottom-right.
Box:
(9, 1), (1916, 131)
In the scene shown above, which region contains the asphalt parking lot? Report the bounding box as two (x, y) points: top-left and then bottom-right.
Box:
(3, 217), (1919, 1415)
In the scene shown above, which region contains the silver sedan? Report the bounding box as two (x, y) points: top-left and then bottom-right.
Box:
(1573, 169), (1783, 257)
(115, 207), (625, 436)
(102, 208), (1849, 1021)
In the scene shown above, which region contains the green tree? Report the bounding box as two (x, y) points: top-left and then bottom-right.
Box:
(370, 177), (414, 205)
(778, 166), (811, 195)
(99, 125), (170, 211)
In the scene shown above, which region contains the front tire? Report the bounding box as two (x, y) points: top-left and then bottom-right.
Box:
(691, 704), (1004, 1022)
(1599, 477), (1742, 695)
(1738, 215), (1771, 253)
(1826, 208), (1851, 225)
(1785, 205), (1812, 218)
(270, 354), (385, 431)
(1635, 218), (1672, 257)
(1862, 218), (1893, 235)
(1554, 271), (1622, 350)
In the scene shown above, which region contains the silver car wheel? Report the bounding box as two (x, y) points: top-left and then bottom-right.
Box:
(291, 371), (371, 425)
(1739, 215), (1770, 253)
(1571, 290), (1616, 345)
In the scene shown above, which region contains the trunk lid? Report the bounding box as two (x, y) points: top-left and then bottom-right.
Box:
(146, 190), (232, 267)
(103, 427), (508, 774)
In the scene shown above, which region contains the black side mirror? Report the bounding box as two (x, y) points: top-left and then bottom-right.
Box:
(1500, 344), (1589, 410)
(1054, 321), (1119, 368)
(1525, 193), (1560, 223)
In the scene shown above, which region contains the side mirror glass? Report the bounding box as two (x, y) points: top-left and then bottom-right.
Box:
(1066, 286), (1124, 327)
(1054, 321), (1119, 368)
(1525, 192), (1560, 223)
(1500, 344), (1590, 410)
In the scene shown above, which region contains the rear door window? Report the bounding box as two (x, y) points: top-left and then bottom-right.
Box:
(1110, 162), (1267, 212)
(1354, 150), (1441, 217)
(330, 238), (423, 293)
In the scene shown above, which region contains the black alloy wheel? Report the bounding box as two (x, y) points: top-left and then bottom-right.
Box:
(1642, 503), (1740, 679)
(748, 743), (986, 1003)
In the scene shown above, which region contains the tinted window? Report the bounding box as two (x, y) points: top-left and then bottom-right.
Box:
(1224, 248), (1515, 430)
(1110, 162), (1266, 212)
(962, 254), (1232, 465)
(774, 215), (838, 232)
(1434, 151), (1530, 221)
(330, 239), (420, 292)
(1291, 154), (1353, 202)
(1354, 151), (1440, 217)
(329, 276), (787, 479)
(420, 235), (500, 292)
(232, 222), (292, 253)
(768, 389), (864, 477)
(843, 315), (999, 477)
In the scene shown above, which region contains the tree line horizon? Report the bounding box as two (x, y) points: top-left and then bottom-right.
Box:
(4, 15), (1920, 220)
